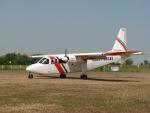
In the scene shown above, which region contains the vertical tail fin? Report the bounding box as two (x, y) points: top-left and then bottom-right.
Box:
(106, 28), (143, 56)
(112, 28), (127, 52)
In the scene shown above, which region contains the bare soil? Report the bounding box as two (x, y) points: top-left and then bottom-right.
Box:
(0, 71), (150, 113)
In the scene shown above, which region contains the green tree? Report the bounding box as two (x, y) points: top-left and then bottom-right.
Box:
(125, 59), (133, 65)
(144, 60), (149, 66)
(0, 53), (39, 65)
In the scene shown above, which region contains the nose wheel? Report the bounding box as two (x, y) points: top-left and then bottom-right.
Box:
(28, 73), (33, 79)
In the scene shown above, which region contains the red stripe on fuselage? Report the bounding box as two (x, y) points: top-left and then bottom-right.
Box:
(116, 37), (127, 52)
(49, 56), (65, 74)
(55, 63), (65, 73)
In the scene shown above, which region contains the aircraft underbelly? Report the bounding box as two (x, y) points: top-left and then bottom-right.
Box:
(67, 62), (82, 72)
(87, 60), (112, 70)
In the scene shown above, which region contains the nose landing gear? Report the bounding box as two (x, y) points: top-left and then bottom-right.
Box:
(28, 73), (33, 79)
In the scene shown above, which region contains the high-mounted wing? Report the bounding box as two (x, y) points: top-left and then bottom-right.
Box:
(74, 51), (143, 61)
(74, 53), (107, 60)
(31, 55), (47, 58)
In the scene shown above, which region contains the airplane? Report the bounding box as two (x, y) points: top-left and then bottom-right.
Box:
(26, 28), (143, 79)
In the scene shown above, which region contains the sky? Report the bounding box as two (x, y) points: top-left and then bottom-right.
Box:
(0, 0), (150, 63)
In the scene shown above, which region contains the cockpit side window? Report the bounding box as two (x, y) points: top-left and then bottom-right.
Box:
(51, 59), (58, 64)
(42, 58), (49, 64)
(38, 58), (46, 63)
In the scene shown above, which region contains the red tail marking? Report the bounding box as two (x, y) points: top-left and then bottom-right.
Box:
(116, 37), (127, 52)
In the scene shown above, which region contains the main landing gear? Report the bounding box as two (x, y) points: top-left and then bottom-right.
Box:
(80, 74), (87, 79)
(60, 74), (66, 78)
(80, 60), (88, 79)
(28, 73), (33, 79)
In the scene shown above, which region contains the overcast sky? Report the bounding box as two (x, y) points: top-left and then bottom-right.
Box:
(0, 0), (150, 63)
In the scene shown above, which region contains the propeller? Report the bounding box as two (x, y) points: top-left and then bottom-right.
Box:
(64, 49), (69, 62)
(65, 49), (67, 57)
(59, 49), (69, 63)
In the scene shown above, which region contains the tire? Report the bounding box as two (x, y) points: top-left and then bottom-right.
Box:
(80, 75), (87, 79)
(28, 74), (33, 79)
(60, 74), (66, 78)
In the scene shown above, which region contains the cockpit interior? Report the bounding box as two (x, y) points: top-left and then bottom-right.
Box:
(38, 58), (49, 64)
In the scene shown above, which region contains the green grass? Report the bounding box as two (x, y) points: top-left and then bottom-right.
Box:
(0, 65), (27, 71)
(120, 65), (150, 72)
(93, 65), (150, 72)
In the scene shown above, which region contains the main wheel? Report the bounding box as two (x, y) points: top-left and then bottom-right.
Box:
(80, 75), (87, 79)
(28, 73), (33, 79)
(60, 74), (66, 78)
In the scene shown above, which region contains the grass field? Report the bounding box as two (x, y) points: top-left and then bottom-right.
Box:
(0, 71), (150, 113)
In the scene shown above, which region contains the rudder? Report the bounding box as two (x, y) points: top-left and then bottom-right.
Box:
(112, 28), (127, 52)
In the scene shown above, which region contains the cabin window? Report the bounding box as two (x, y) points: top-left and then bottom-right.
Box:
(51, 59), (58, 64)
(107, 57), (110, 60)
(107, 57), (113, 60)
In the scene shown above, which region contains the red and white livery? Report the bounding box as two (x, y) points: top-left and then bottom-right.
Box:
(26, 28), (143, 79)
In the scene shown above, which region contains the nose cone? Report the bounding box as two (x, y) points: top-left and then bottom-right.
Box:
(26, 63), (43, 74)
(26, 64), (38, 73)
(26, 63), (49, 75)
(26, 65), (33, 72)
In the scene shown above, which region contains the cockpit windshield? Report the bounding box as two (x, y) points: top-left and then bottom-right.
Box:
(38, 58), (49, 64)
(38, 58), (46, 63)
(42, 58), (49, 64)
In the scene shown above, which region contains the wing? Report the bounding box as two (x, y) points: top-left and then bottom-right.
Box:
(30, 51), (143, 60)
(30, 55), (47, 58)
(74, 53), (107, 60)
(74, 51), (143, 60)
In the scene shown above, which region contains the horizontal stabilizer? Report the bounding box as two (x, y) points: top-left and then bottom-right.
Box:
(106, 51), (144, 56)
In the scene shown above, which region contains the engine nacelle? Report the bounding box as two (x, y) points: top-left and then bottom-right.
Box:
(59, 56), (69, 63)
(62, 57), (68, 62)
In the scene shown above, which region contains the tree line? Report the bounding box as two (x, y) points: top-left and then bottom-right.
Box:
(0, 53), (38, 65)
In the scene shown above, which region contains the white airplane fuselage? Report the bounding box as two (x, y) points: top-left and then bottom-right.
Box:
(26, 54), (121, 75)
(26, 28), (143, 79)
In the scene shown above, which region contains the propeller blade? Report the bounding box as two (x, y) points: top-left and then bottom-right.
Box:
(65, 49), (67, 57)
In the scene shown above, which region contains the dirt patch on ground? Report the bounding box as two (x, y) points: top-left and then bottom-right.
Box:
(0, 71), (150, 113)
